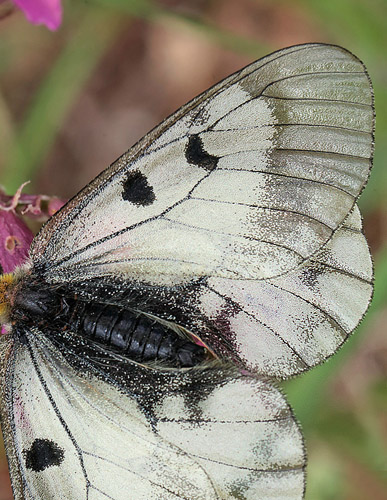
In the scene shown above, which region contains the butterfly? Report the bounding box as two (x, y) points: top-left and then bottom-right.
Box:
(0, 43), (374, 499)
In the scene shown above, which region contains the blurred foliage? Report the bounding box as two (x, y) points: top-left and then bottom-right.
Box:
(0, 1), (386, 499)
(1, 6), (125, 191)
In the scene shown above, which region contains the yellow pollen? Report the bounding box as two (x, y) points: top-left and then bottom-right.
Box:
(0, 273), (15, 320)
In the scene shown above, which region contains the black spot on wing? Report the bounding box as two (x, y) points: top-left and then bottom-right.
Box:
(24, 438), (64, 472)
(121, 170), (155, 206)
(185, 134), (219, 171)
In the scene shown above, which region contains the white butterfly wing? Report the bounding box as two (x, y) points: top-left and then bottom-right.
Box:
(30, 43), (373, 288)
(0, 333), (305, 499)
(26, 43), (374, 378)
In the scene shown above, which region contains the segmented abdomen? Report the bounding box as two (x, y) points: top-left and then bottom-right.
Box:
(65, 298), (205, 367)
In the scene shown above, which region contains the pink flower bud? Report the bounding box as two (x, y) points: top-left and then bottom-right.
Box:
(12, 0), (62, 31)
(47, 196), (66, 216)
(0, 184), (66, 221)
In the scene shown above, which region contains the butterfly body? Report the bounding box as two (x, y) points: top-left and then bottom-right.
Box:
(10, 273), (207, 368)
(0, 43), (374, 499)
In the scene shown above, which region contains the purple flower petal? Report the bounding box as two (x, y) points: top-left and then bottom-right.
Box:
(0, 209), (34, 273)
(13, 0), (62, 30)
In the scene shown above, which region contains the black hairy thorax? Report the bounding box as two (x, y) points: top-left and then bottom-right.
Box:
(11, 277), (207, 368)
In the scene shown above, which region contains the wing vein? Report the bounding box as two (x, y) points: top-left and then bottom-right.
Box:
(266, 280), (350, 337)
(261, 94), (373, 107)
(162, 215), (307, 260)
(204, 284), (310, 369)
(216, 168), (356, 197)
(190, 198), (335, 230)
(260, 70), (367, 96)
(276, 147), (371, 160)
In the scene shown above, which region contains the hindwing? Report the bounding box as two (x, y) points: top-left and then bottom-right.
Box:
(0, 332), (305, 499)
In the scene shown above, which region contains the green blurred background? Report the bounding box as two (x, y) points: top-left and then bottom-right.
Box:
(0, 1), (386, 499)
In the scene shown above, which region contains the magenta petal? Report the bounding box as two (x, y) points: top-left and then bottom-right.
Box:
(0, 210), (33, 273)
(13, 0), (62, 30)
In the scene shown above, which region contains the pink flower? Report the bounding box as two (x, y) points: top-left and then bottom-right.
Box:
(0, 184), (66, 274)
(12, 0), (62, 31)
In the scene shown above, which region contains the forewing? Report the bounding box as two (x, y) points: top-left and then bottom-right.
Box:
(30, 43), (373, 286)
(0, 331), (305, 499)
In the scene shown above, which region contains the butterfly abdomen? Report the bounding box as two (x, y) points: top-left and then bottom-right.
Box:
(66, 299), (206, 367)
(12, 280), (206, 367)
